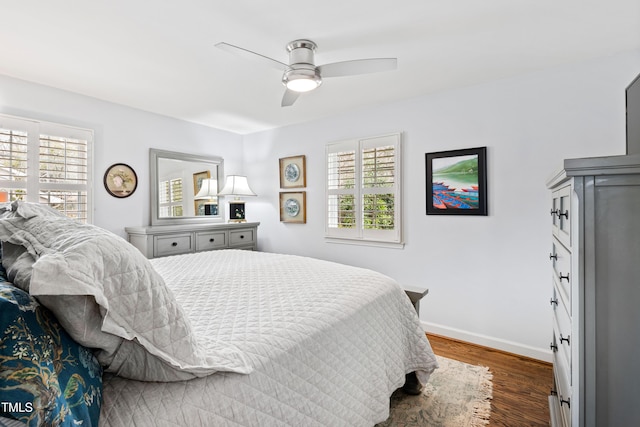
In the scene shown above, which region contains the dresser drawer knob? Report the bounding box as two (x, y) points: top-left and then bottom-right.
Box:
(550, 298), (558, 306)
(559, 273), (570, 282)
(171, 242), (178, 247)
(549, 253), (558, 261)
(560, 397), (571, 408)
(240, 235), (245, 239)
(550, 209), (558, 216)
(209, 238), (215, 242)
(559, 334), (570, 345)
(557, 210), (569, 219)
(550, 342), (558, 352)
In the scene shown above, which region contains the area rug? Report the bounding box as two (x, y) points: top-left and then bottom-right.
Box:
(377, 355), (493, 427)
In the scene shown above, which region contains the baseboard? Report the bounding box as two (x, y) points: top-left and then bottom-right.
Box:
(422, 321), (552, 363)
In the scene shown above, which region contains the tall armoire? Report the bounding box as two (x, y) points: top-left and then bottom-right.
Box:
(547, 73), (640, 427)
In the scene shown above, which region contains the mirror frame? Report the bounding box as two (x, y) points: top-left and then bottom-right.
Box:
(150, 148), (224, 226)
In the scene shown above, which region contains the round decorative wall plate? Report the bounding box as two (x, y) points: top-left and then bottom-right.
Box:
(104, 163), (138, 198)
(284, 163), (300, 182)
(284, 198), (300, 217)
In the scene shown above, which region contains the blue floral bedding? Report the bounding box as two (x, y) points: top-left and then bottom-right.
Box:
(0, 279), (103, 426)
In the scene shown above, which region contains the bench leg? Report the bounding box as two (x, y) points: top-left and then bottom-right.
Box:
(402, 371), (423, 395)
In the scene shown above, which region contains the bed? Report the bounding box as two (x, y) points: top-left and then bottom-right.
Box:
(0, 201), (438, 426)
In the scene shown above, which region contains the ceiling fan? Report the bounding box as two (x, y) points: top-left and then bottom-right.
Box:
(215, 39), (397, 107)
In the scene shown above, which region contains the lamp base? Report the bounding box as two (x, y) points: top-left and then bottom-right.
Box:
(228, 201), (246, 222)
(204, 203), (218, 216)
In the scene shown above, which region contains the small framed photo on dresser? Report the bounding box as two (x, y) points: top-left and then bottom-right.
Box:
(279, 155), (306, 189)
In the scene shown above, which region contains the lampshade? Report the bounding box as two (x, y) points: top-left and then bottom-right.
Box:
(194, 178), (218, 199)
(218, 175), (256, 197)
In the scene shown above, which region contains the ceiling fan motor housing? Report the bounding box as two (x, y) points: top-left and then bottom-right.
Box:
(282, 39), (322, 91)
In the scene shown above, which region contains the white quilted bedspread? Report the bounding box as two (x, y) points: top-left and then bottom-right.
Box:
(100, 250), (438, 426)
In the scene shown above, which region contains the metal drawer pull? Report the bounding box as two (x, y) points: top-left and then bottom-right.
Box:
(550, 389), (558, 396)
(550, 209), (558, 216)
(549, 253), (558, 261)
(559, 273), (570, 282)
(550, 298), (558, 306)
(559, 334), (570, 345)
(550, 342), (558, 352)
(560, 397), (571, 408)
(209, 238), (215, 242)
(171, 242), (178, 247)
(240, 235), (244, 239)
(558, 210), (569, 219)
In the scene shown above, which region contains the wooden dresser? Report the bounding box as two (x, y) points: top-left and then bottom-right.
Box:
(547, 154), (640, 427)
(125, 222), (259, 258)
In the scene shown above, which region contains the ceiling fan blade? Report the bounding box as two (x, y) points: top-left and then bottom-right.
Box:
(281, 89), (301, 107)
(215, 42), (287, 71)
(318, 58), (397, 78)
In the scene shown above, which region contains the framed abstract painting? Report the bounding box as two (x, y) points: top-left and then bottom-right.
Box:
(425, 147), (487, 216)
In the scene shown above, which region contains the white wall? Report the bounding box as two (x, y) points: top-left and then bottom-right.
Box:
(243, 49), (640, 360)
(0, 74), (244, 236)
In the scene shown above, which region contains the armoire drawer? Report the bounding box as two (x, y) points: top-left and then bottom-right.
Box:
(551, 238), (572, 311)
(154, 233), (193, 257)
(551, 185), (572, 248)
(553, 305), (572, 383)
(552, 365), (572, 427)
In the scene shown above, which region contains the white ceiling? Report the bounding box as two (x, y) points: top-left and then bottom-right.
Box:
(2, 0), (639, 134)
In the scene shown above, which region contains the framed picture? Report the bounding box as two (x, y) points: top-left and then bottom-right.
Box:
(104, 163), (138, 198)
(279, 191), (306, 223)
(425, 147), (487, 216)
(279, 155), (306, 188)
(193, 170), (211, 194)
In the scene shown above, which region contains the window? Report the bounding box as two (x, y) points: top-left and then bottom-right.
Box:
(0, 114), (93, 221)
(326, 133), (402, 245)
(159, 177), (184, 217)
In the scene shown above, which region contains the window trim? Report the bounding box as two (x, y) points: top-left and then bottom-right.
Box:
(325, 132), (403, 247)
(0, 113), (94, 222)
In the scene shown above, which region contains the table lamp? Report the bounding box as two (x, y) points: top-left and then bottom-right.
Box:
(194, 178), (219, 215)
(218, 175), (256, 222)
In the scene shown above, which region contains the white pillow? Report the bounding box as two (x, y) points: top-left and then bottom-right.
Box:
(0, 202), (251, 381)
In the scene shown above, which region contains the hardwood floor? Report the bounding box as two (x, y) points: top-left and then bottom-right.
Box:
(427, 333), (553, 427)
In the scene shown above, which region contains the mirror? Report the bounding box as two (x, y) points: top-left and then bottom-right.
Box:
(150, 148), (224, 226)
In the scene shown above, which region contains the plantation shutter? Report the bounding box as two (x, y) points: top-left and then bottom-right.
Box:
(326, 133), (402, 244)
(361, 134), (400, 242)
(159, 178), (184, 217)
(0, 114), (93, 221)
(326, 140), (358, 239)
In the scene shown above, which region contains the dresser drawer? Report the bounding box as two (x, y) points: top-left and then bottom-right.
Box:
(552, 365), (572, 427)
(195, 231), (227, 251)
(154, 233), (193, 257)
(551, 238), (572, 312)
(553, 304), (572, 382)
(551, 185), (572, 248)
(229, 228), (255, 247)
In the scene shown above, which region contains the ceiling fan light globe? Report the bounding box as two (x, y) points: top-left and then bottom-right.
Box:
(282, 66), (322, 93)
(286, 77), (320, 92)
